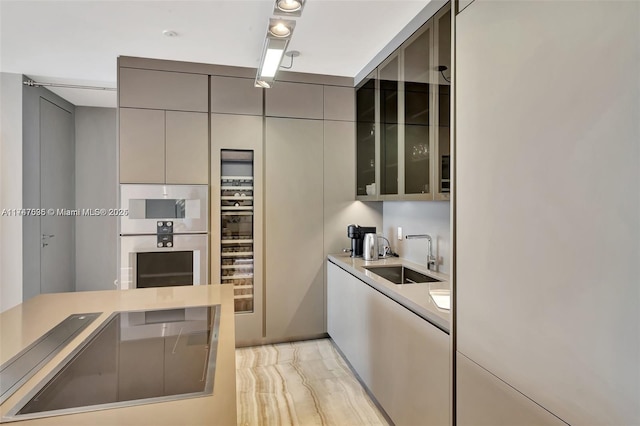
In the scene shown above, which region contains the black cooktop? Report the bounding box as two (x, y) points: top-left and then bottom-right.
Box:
(4, 305), (220, 422)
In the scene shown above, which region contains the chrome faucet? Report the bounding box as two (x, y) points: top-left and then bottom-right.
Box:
(405, 234), (437, 271)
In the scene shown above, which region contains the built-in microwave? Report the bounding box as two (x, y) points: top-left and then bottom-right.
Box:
(120, 184), (208, 235)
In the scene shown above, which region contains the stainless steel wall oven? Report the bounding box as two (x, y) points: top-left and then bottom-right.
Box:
(119, 185), (208, 290)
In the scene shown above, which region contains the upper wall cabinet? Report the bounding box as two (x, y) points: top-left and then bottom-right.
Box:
(323, 86), (355, 122)
(356, 73), (376, 198)
(404, 24), (433, 198)
(165, 111), (209, 184)
(119, 67), (209, 185)
(265, 81), (324, 119)
(435, 6), (451, 200)
(119, 68), (208, 112)
(120, 108), (208, 184)
(210, 76), (263, 116)
(119, 108), (165, 184)
(355, 3), (451, 201)
(379, 54), (400, 198)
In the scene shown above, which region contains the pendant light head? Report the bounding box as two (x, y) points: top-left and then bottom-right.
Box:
(255, 19), (296, 88)
(274, 0), (305, 17)
(269, 22), (292, 38)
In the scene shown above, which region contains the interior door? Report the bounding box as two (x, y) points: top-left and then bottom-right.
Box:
(40, 97), (75, 294)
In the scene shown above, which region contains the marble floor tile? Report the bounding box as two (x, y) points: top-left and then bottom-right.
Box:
(236, 339), (389, 426)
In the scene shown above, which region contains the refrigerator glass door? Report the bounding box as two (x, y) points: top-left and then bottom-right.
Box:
(220, 150), (255, 313)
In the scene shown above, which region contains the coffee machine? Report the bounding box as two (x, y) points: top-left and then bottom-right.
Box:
(347, 224), (376, 257)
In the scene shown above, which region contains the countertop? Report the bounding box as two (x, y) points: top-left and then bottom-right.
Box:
(0, 285), (236, 426)
(328, 254), (450, 333)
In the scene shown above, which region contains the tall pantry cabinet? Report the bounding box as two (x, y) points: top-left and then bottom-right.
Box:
(455, 1), (639, 425)
(263, 81), (372, 341)
(264, 82), (325, 338)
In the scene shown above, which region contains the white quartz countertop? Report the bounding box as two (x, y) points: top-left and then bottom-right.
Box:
(328, 254), (450, 333)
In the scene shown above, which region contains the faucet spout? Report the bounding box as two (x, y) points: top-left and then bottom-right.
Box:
(405, 234), (437, 271)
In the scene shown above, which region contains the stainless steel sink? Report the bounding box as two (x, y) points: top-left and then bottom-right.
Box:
(364, 265), (440, 284)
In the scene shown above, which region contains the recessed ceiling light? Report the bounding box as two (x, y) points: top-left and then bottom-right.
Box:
(277, 0), (302, 12)
(162, 30), (178, 37)
(269, 22), (291, 38)
(273, 0), (305, 17)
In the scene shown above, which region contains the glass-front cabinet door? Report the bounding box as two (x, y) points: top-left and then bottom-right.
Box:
(356, 72), (376, 198)
(435, 5), (451, 200)
(379, 55), (400, 197)
(403, 23), (433, 198)
(354, 2), (451, 201)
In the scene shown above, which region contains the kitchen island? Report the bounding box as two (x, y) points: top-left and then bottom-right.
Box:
(0, 285), (236, 425)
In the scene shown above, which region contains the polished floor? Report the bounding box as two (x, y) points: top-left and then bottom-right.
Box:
(236, 339), (389, 426)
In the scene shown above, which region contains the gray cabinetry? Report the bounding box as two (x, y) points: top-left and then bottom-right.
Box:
(211, 113), (264, 345)
(165, 111), (208, 184)
(379, 54), (400, 198)
(119, 68), (208, 112)
(119, 108), (208, 184)
(327, 262), (450, 425)
(355, 74), (377, 199)
(457, 353), (565, 426)
(355, 3), (451, 201)
(119, 108), (165, 183)
(403, 24), (433, 199)
(265, 117), (324, 339)
(323, 86), (355, 121)
(433, 5), (451, 200)
(265, 81), (324, 119)
(456, 1), (639, 424)
(210, 76), (263, 116)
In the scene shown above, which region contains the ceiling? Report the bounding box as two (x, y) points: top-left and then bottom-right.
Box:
(0, 0), (432, 108)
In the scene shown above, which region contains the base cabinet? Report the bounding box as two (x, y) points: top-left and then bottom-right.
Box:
(327, 261), (450, 426)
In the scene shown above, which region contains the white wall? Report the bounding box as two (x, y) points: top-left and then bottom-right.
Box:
(456, 1), (639, 424)
(382, 201), (450, 274)
(75, 107), (117, 291)
(0, 72), (23, 312)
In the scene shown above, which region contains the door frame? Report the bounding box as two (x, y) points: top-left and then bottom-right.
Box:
(22, 81), (75, 301)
